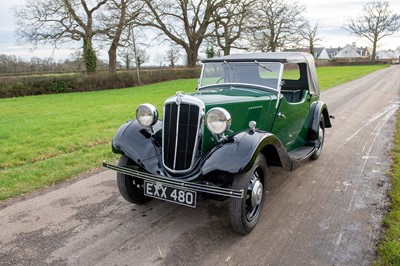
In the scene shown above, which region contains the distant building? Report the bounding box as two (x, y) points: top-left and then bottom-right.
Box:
(334, 44), (362, 60)
(376, 50), (400, 63)
(313, 47), (330, 60)
(284, 47), (330, 60)
(326, 47), (340, 59)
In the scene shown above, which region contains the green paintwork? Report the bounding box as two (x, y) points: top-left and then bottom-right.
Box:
(189, 85), (318, 154)
(271, 92), (317, 151)
(189, 86), (278, 154)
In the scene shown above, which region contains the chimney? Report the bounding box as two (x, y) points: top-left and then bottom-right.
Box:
(352, 42), (356, 48)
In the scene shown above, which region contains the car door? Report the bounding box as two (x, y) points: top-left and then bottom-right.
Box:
(270, 62), (313, 152)
(271, 92), (312, 152)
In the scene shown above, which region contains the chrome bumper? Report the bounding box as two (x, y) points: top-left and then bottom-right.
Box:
(103, 161), (244, 199)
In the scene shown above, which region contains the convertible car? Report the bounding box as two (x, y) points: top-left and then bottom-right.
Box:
(103, 52), (333, 234)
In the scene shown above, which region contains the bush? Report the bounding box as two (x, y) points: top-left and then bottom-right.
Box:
(0, 68), (201, 98)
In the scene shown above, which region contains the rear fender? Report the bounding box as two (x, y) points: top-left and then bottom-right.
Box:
(307, 101), (332, 143)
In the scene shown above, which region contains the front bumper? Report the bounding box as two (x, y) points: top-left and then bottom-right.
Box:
(103, 161), (244, 199)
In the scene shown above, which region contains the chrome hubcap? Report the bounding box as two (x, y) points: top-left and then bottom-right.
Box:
(251, 179), (263, 207)
(319, 126), (324, 143)
(246, 168), (264, 221)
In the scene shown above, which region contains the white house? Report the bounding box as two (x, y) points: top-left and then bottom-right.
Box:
(376, 50), (400, 63)
(334, 44), (362, 59)
(314, 47), (330, 60)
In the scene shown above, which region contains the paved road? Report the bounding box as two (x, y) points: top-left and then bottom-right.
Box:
(1, 66), (399, 266)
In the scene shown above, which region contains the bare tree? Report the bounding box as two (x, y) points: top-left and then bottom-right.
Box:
(0, 54), (27, 73)
(250, 0), (305, 52)
(165, 46), (181, 67)
(211, 0), (253, 55)
(100, 0), (144, 74)
(135, 48), (149, 67)
(118, 24), (148, 84)
(140, 0), (227, 67)
(300, 20), (322, 57)
(118, 47), (135, 69)
(69, 50), (84, 71)
(14, 0), (111, 73)
(344, 1), (400, 62)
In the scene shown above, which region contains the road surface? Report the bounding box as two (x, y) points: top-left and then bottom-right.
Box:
(1, 65), (399, 265)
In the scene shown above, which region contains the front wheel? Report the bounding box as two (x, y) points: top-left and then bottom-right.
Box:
(229, 154), (267, 235)
(116, 155), (152, 204)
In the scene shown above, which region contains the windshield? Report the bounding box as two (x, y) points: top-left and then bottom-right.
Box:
(200, 61), (283, 90)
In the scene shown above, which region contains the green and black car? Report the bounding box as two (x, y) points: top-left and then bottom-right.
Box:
(103, 52), (333, 234)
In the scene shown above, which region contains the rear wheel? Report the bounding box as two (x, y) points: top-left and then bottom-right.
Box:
(117, 155), (152, 204)
(229, 154), (267, 235)
(311, 113), (325, 160)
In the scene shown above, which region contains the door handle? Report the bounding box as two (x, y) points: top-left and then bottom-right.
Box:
(277, 112), (286, 119)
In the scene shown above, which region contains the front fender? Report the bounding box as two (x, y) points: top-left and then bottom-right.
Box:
(112, 119), (162, 173)
(201, 130), (293, 175)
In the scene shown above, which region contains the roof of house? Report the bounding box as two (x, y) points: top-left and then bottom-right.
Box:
(334, 44), (361, 58)
(377, 50), (400, 58)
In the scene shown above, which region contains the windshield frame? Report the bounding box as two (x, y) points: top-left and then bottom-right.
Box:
(198, 61), (284, 93)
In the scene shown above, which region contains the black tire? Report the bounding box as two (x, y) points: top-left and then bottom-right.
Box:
(116, 155), (152, 204)
(229, 154), (267, 235)
(311, 113), (325, 160)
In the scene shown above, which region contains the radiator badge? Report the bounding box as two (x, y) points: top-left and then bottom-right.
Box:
(176, 91), (184, 106)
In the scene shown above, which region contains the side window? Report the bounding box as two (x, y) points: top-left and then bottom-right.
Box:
(281, 63), (305, 103)
(282, 63), (300, 80)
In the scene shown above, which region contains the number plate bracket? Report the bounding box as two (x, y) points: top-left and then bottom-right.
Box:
(144, 181), (197, 208)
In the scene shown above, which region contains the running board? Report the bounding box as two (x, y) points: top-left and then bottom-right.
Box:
(288, 146), (315, 161)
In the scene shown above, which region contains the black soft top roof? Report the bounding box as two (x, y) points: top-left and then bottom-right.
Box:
(201, 52), (320, 96)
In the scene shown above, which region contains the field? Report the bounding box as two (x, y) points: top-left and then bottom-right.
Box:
(0, 64), (388, 200)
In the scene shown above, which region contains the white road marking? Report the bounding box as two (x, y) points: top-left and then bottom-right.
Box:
(346, 103), (399, 142)
(334, 102), (399, 253)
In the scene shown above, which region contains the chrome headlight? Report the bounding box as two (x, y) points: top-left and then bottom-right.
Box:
(205, 107), (231, 135)
(136, 104), (158, 127)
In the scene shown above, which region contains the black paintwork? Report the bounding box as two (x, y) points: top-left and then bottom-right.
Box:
(110, 113), (332, 181)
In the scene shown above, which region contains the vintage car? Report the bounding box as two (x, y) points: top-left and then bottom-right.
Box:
(103, 52), (333, 234)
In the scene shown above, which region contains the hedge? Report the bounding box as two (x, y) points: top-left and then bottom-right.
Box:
(0, 68), (201, 98)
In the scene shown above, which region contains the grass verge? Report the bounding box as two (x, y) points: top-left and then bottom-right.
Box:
(317, 64), (387, 91)
(0, 79), (197, 200)
(375, 110), (400, 265)
(0, 64), (389, 200)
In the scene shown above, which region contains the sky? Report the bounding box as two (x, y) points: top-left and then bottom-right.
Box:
(0, 0), (400, 64)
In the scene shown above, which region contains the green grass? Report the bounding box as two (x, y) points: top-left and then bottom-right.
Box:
(0, 79), (197, 199)
(317, 65), (387, 91)
(0, 65), (389, 200)
(375, 111), (400, 265)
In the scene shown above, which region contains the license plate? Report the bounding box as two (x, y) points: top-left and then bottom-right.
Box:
(144, 181), (197, 208)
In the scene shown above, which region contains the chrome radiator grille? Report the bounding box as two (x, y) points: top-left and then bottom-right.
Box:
(163, 100), (201, 173)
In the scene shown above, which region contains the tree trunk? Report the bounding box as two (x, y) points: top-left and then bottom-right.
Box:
(131, 28), (141, 86)
(125, 54), (130, 70)
(108, 43), (118, 75)
(309, 40), (315, 58)
(224, 45), (230, 56)
(83, 38), (97, 74)
(371, 37), (377, 63)
(186, 50), (198, 68)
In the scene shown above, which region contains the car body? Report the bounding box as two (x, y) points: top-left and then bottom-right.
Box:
(103, 52), (332, 234)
